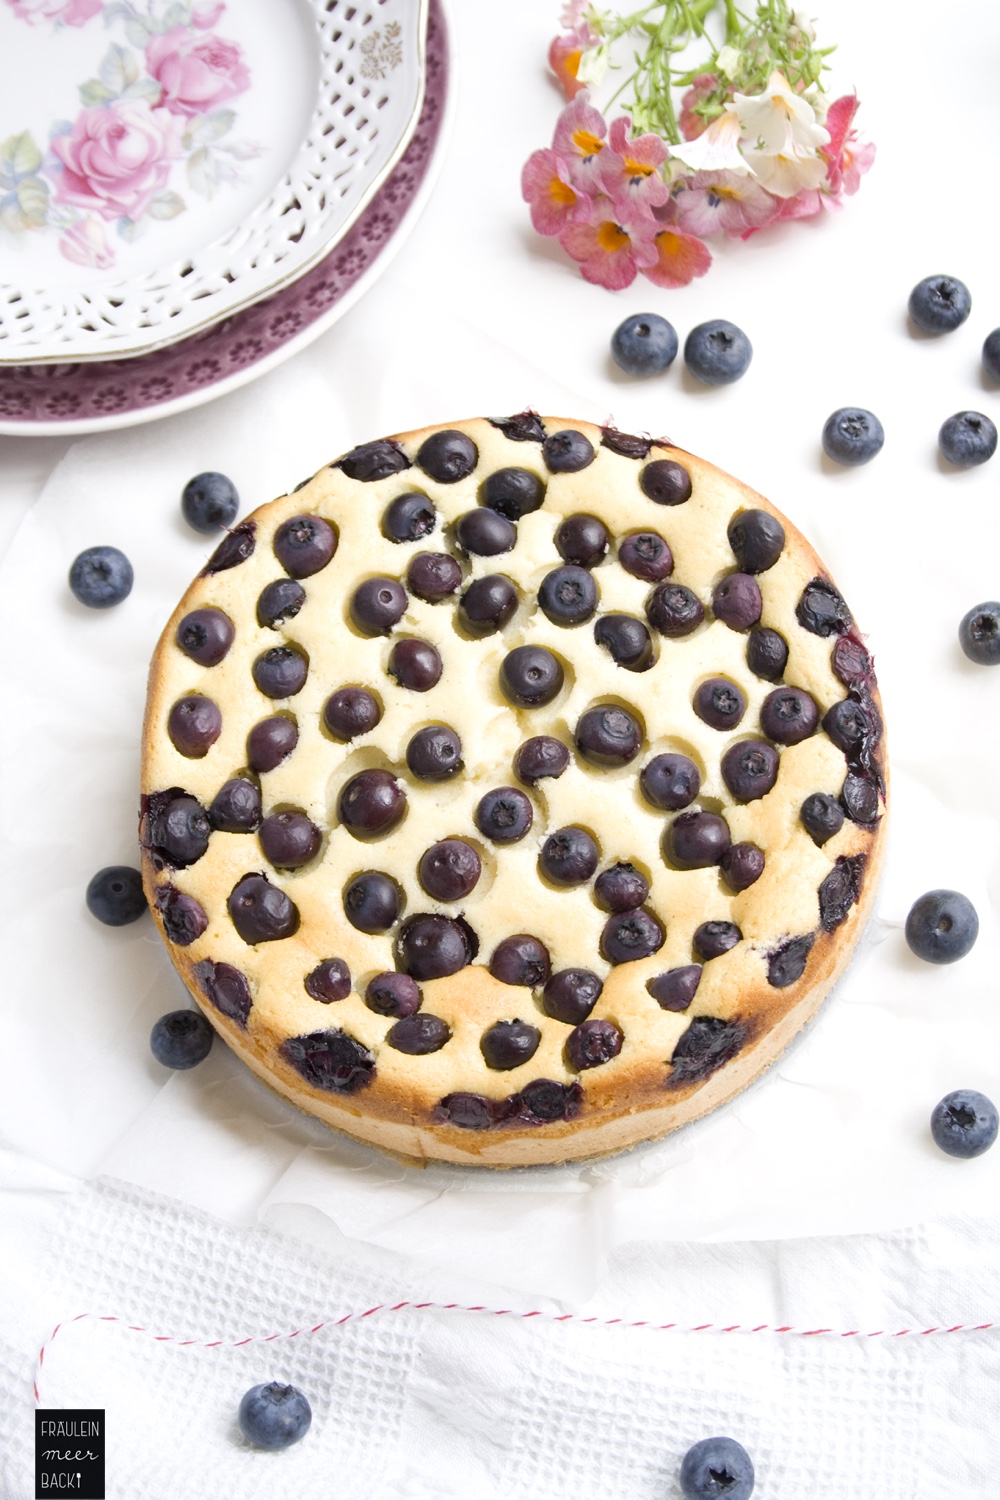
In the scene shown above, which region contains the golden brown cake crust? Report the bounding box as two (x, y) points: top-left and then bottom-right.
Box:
(140, 415), (886, 1167)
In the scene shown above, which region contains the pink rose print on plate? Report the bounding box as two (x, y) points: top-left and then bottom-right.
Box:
(51, 101), (184, 222)
(5, 0), (102, 25)
(146, 26), (251, 117)
(59, 215), (114, 269)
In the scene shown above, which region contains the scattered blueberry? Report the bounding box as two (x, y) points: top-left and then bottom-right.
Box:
(959, 601), (1000, 665)
(387, 1014), (452, 1054)
(760, 685), (819, 744)
(601, 907), (664, 964)
(238, 1382), (312, 1450)
(228, 873), (299, 944)
(595, 613), (654, 671)
(305, 958), (351, 1003)
(259, 811), (321, 869)
(908, 274), (971, 334)
(69, 545), (133, 608)
(647, 965), (701, 1011)
(181, 471), (239, 533)
(693, 920), (742, 961)
(679, 1436), (755, 1500)
(983, 329), (1000, 383)
(904, 889), (978, 964)
(721, 740), (778, 802)
(930, 1090), (999, 1159)
(86, 865), (146, 926)
(398, 914), (473, 979)
(252, 646), (308, 700)
(339, 438), (410, 483)
(202, 519), (255, 575)
(611, 312), (679, 376)
(684, 320), (752, 385)
(407, 551), (462, 602)
(821, 407), (885, 466)
(939, 411), (997, 468)
(168, 694), (222, 757)
(149, 1009), (214, 1069)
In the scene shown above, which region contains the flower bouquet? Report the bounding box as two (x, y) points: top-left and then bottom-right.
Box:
(522, 0), (874, 290)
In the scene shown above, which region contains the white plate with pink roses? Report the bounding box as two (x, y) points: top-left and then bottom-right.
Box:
(0, 0), (429, 363)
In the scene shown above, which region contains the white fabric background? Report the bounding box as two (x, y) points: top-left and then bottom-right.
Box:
(2, 0), (1000, 1493)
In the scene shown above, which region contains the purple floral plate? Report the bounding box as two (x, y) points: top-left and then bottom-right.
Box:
(0, 0), (450, 435)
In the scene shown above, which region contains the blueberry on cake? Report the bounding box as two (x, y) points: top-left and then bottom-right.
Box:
(141, 415), (886, 1166)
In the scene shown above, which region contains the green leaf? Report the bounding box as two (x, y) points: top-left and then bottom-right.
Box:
(0, 199), (25, 234)
(148, 190), (185, 220)
(117, 215), (146, 243)
(98, 42), (140, 95)
(124, 16), (151, 47)
(0, 130), (42, 181)
(79, 78), (114, 106)
(16, 176), (49, 229)
(123, 77), (163, 103)
(186, 147), (218, 199)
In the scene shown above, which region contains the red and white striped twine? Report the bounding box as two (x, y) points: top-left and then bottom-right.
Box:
(33, 1301), (999, 1405)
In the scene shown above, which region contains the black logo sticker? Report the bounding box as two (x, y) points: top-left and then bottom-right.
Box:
(35, 1409), (105, 1498)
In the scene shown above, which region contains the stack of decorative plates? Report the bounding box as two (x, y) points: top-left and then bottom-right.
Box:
(0, 0), (450, 436)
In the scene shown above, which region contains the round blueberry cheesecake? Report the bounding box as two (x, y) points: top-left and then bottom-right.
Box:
(141, 415), (887, 1166)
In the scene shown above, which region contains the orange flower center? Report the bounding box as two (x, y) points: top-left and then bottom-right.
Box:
(565, 48), (582, 79)
(572, 128), (604, 158)
(624, 156), (655, 178)
(549, 176), (576, 208)
(597, 221), (630, 253)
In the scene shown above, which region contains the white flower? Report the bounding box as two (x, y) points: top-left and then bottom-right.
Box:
(669, 111), (750, 174)
(575, 41), (609, 85)
(716, 45), (742, 81)
(730, 70), (828, 155)
(729, 70), (829, 199)
(792, 9), (817, 42)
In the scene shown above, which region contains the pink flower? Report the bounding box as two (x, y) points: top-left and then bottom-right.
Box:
(59, 215), (115, 269)
(191, 0), (225, 26)
(642, 226), (712, 289)
(596, 117), (670, 211)
(548, 26), (593, 100)
(679, 73), (719, 140)
(552, 94), (609, 191)
(146, 26), (251, 118)
(5, 0), (102, 23)
(52, 101), (184, 222)
(672, 170), (780, 238)
(822, 94), (875, 196)
(559, 197), (657, 290)
(521, 148), (589, 237)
